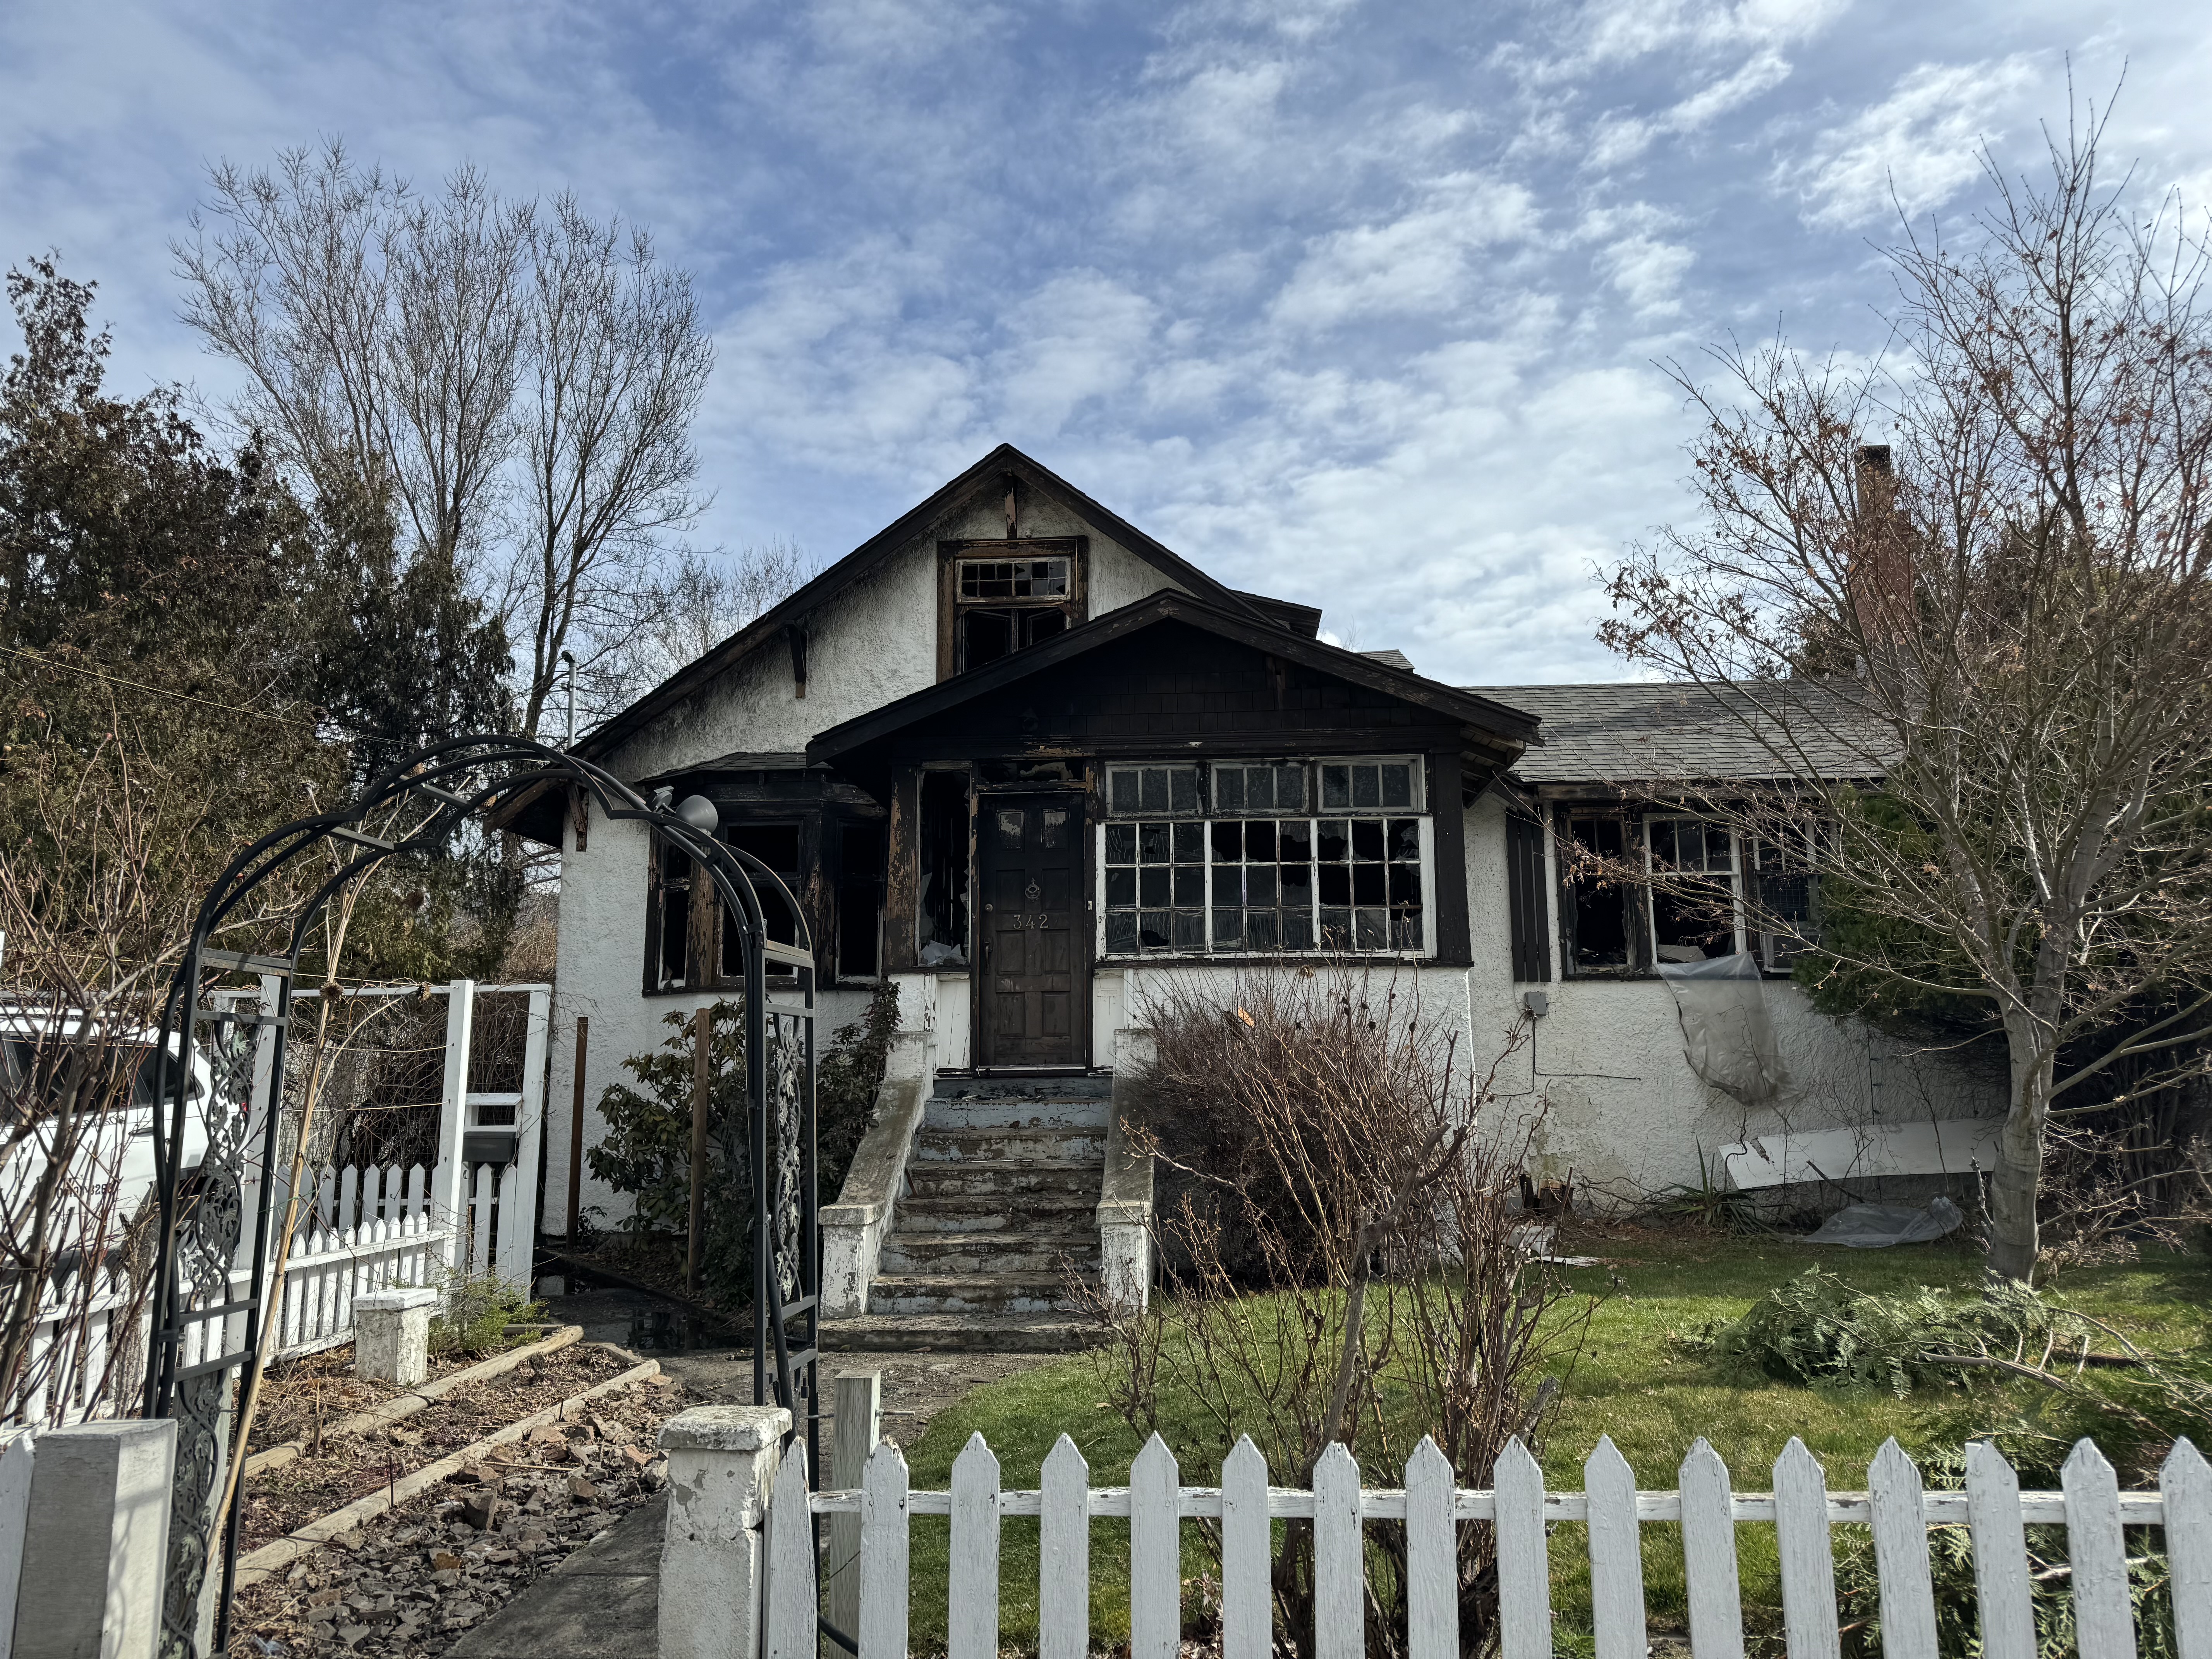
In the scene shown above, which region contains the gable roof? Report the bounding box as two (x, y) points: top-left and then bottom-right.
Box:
(1469, 682), (1884, 786)
(811, 589), (1543, 768)
(575, 443), (1279, 763)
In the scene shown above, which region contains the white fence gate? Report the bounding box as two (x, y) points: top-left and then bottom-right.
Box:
(766, 1430), (2212, 1659)
(10, 979), (549, 1429)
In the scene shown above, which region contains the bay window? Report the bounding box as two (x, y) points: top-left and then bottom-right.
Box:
(1100, 757), (1431, 957)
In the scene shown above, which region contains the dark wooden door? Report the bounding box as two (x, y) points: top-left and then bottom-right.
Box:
(977, 792), (1085, 1068)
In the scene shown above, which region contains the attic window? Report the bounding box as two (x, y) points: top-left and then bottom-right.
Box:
(943, 539), (1084, 674)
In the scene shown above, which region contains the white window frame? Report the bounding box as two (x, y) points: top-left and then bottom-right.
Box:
(1095, 756), (1436, 961)
(1644, 815), (1748, 962)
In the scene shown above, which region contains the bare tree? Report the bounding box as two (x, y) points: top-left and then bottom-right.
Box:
(174, 143), (719, 733)
(513, 196), (713, 734)
(604, 538), (815, 698)
(1600, 98), (2212, 1281)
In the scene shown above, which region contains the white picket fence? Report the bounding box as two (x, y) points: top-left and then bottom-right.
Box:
(767, 1431), (2212, 1659)
(12, 980), (551, 1429)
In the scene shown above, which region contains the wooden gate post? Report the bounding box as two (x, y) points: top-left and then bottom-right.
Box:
(430, 980), (476, 1274)
(826, 1372), (881, 1644)
(566, 1015), (589, 1241)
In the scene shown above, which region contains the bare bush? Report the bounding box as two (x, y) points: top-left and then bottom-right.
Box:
(1088, 966), (1593, 1659)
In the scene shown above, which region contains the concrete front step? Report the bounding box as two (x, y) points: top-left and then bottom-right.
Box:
(821, 1312), (1104, 1353)
(923, 1095), (1110, 1131)
(891, 1192), (1098, 1232)
(878, 1229), (1099, 1276)
(904, 1158), (1104, 1198)
(910, 1125), (1107, 1163)
(868, 1271), (1093, 1316)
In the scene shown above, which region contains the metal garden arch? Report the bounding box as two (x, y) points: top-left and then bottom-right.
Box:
(142, 734), (821, 1659)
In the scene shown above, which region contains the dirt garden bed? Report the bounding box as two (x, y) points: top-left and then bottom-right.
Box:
(228, 1362), (686, 1657)
(237, 1343), (640, 1554)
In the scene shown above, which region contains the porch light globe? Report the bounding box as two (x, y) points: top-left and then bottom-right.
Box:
(675, 794), (719, 833)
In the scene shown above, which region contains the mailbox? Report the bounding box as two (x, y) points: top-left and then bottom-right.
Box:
(462, 1127), (519, 1166)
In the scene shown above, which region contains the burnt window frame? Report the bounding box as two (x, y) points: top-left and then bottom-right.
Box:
(1645, 814), (1747, 965)
(937, 536), (1087, 679)
(1556, 807), (1644, 979)
(1096, 756), (1434, 961)
(644, 804), (886, 994)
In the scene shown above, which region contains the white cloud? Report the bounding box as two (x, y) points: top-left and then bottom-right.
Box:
(1270, 173), (1540, 331)
(1782, 57), (2043, 228)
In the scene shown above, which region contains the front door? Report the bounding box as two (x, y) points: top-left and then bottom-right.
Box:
(976, 792), (1085, 1068)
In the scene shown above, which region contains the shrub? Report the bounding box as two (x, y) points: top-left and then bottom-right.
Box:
(429, 1271), (545, 1359)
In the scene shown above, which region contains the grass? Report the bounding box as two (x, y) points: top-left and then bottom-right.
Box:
(886, 1224), (2212, 1656)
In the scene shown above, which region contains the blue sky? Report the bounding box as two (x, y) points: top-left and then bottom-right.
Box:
(4, 1), (2207, 684)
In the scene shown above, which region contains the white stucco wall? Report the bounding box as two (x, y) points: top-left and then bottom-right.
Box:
(1460, 792), (2005, 1204)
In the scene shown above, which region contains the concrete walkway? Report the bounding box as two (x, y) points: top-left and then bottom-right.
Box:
(450, 1279), (1059, 1659)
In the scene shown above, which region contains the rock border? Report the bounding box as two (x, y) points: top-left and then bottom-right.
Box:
(235, 1346), (660, 1588)
(246, 1327), (586, 1476)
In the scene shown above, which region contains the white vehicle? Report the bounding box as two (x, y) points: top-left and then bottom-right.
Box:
(2, 1011), (223, 1233)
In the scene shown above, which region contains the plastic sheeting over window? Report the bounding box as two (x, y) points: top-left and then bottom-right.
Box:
(1656, 950), (1787, 1104)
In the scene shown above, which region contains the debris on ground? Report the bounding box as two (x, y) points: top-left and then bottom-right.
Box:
(228, 1368), (685, 1658)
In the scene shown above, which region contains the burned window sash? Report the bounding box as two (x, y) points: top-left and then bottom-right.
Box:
(645, 834), (696, 992)
(1099, 757), (1431, 958)
(1557, 810), (1639, 976)
(917, 770), (971, 967)
(1647, 816), (1743, 964)
(940, 538), (1085, 677)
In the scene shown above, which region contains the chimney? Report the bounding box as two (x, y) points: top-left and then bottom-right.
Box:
(1849, 443), (1912, 649)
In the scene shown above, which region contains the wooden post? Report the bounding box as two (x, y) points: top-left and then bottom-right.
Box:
(687, 1005), (710, 1297)
(430, 979), (476, 1273)
(567, 1015), (589, 1240)
(826, 1371), (882, 1644)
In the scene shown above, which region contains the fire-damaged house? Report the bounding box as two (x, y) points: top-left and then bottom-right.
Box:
(513, 445), (1999, 1335)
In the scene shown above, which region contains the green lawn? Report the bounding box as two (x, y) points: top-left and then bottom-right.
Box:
(889, 1229), (2212, 1655)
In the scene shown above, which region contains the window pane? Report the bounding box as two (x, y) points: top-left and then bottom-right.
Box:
(1217, 768), (1245, 811)
(1211, 820), (1242, 861)
(1317, 819), (1350, 862)
(1213, 908), (1243, 945)
(1319, 865), (1352, 905)
(1352, 765), (1381, 808)
(1566, 813), (1630, 971)
(1245, 820), (1276, 862)
(1106, 868), (1135, 907)
(1139, 822), (1170, 863)
(1105, 823), (1135, 864)
(1650, 819), (1678, 866)
(1391, 910), (1422, 950)
(1321, 907), (1351, 947)
(1389, 865), (1422, 907)
(1106, 912), (1137, 952)
(1276, 766), (1307, 810)
(1111, 770), (1139, 814)
(1354, 909), (1388, 949)
(1212, 866), (1240, 905)
(1280, 861), (1312, 897)
(1283, 909), (1314, 950)
(1246, 909), (1280, 950)
(1352, 819), (1385, 862)
(1388, 819), (1420, 860)
(995, 808), (1024, 849)
(1704, 823), (1733, 869)
(1382, 764), (1413, 808)
(1353, 864), (1386, 905)
(1247, 866), (1278, 906)
(1139, 913), (1170, 949)
(1171, 769), (1200, 814)
(1171, 910), (1206, 950)
(1173, 821), (1205, 862)
(1140, 768), (1168, 812)
(1173, 866), (1205, 906)
(1139, 867), (1170, 906)
(1279, 819), (1312, 861)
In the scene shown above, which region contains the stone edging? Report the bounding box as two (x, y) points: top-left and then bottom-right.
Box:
(244, 1326), (585, 1476)
(232, 1348), (661, 1589)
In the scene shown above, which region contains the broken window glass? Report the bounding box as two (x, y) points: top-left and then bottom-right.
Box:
(1561, 813), (1631, 973)
(1103, 757), (1427, 956)
(957, 557), (1070, 600)
(651, 838), (694, 990)
(1752, 821), (1823, 974)
(917, 771), (970, 966)
(836, 820), (885, 979)
(1648, 817), (1740, 962)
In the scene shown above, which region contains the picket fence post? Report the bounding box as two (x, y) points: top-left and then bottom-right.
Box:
(752, 1430), (2212, 1659)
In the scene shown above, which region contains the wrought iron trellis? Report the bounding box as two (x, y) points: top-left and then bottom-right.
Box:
(142, 734), (821, 1659)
